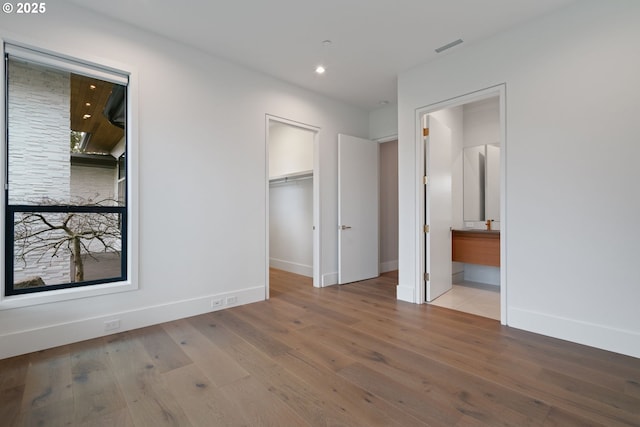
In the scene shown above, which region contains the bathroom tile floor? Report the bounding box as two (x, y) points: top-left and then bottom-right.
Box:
(430, 281), (500, 320)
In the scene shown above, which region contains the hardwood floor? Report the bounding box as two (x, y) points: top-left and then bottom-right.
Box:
(1, 268), (639, 426)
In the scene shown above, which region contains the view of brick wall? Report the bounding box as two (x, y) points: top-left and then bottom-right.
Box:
(70, 162), (121, 254)
(8, 60), (72, 284)
(70, 163), (117, 202)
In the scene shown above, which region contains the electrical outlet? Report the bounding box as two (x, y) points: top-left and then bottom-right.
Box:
(104, 319), (120, 332)
(211, 298), (224, 308)
(226, 296), (238, 305)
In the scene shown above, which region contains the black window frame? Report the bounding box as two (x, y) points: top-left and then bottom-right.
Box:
(3, 46), (129, 297)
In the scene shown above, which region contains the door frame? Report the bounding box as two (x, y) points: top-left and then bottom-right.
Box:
(414, 84), (507, 324)
(265, 115), (321, 299)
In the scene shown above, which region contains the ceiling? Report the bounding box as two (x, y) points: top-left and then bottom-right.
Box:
(64, 0), (577, 111)
(70, 74), (124, 153)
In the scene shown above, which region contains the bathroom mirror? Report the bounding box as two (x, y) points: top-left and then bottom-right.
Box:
(463, 143), (500, 222)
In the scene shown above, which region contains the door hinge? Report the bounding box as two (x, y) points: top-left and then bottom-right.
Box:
(423, 175), (428, 185)
(424, 272), (430, 281)
(424, 224), (430, 233)
(423, 127), (429, 137)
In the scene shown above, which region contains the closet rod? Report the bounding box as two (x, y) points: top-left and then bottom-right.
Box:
(269, 174), (313, 185)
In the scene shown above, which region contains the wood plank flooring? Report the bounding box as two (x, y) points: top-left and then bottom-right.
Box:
(1, 268), (639, 426)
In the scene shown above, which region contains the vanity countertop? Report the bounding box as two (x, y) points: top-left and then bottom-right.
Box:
(453, 228), (500, 235)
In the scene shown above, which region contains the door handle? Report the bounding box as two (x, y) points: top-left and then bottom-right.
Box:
(340, 225), (352, 230)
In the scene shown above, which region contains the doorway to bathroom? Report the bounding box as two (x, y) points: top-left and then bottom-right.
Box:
(419, 86), (505, 322)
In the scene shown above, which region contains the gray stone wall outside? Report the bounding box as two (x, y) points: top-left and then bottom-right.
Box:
(8, 59), (72, 284)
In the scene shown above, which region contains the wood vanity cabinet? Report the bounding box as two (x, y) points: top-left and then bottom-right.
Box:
(451, 230), (500, 267)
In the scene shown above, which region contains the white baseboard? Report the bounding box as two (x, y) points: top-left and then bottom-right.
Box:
(321, 272), (338, 287)
(380, 260), (398, 273)
(269, 258), (312, 277)
(0, 285), (265, 360)
(397, 284), (416, 303)
(508, 307), (640, 358)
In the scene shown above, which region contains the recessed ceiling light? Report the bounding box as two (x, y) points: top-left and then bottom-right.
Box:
(83, 114), (91, 119)
(315, 65), (326, 74)
(89, 84), (96, 90)
(379, 100), (390, 106)
(85, 102), (91, 107)
(322, 39), (332, 46)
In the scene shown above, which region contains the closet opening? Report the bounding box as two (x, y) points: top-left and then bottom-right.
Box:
(265, 116), (320, 297)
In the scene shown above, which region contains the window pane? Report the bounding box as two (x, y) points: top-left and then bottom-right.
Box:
(117, 153), (126, 206)
(7, 59), (71, 205)
(117, 180), (126, 206)
(71, 157), (119, 205)
(12, 211), (123, 288)
(7, 57), (126, 206)
(118, 154), (126, 180)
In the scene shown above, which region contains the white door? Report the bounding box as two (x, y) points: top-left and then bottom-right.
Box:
(338, 134), (379, 284)
(425, 115), (452, 301)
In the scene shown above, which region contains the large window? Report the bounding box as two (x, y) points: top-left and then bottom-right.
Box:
(4, 44), (129, 296)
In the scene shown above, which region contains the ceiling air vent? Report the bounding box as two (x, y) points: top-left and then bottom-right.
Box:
(435, 38), (463, 53)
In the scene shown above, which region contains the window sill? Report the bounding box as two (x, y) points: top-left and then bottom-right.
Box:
(0, 280), (137, 310)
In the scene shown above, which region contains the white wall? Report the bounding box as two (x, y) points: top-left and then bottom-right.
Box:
(484, 143), (500, 222)
(463, 97), (500, 148)
(369, 103), (398, 141)
(268, 122), (314, 179)
(398, 0), (640, 357)
(0, 2), (368, 359)
(269, 178), (313, 276)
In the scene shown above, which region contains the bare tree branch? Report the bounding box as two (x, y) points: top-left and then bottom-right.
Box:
(14, 197), (122, 282)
